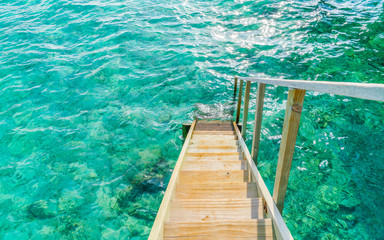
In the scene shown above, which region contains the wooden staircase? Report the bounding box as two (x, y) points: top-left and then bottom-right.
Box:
(163, 121), (273, 239)
(149, 77), (384, 240)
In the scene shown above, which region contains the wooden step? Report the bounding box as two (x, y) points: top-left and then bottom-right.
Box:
(194, 127), (234, 131)
(170, 198), (264, 221)
(176, 182), (258, 199)
(189, 144), (238, 149)
(164, 219), (273, 239)
(190, 139), (238, 146)
(178, 170), (249, 184)
(187, 152), (242, 158)
(185, 155), (244, 161)
(195, 122), (233, 128)
(187, 146), (240, 153)
(192, 135), (238, 141)
(182, 160), (247, 170)
(193, 131), (235, 136)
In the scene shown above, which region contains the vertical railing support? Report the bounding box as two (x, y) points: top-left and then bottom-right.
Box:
(235, 80), (244, 124)
(234, 77), (238, 98)
(251, 83), (266, 164)
(241, 81), (251, 139)
(273, 88), (306, 213)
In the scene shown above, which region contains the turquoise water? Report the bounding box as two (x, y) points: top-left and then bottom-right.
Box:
(0, 0), (383, 239)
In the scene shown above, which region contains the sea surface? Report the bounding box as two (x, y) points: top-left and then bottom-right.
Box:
(0, 0), (383, 239)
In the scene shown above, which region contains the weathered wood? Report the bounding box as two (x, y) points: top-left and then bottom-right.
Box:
(273, 88), (306, 213)
(170, 198), (264, 221)
(164, 219), (273, 239)
(188, 145), (239, 151)
(148, 120), (196, 240)
(178, 170), (249, 184)
(234, 77), (238, 98)
(187, 146), (240, 153)
(238, 76), (384, 102)
(186, 152), (243, 158)
(192, 135), (238, 141)
(182, 160), (247, 170)
(190, 139), (238, 146)
(152, 121), (276, 239)
(176, 182), (258, 199)
(236, 80), (244, 124)
(251, 83), (266, 164)
(185, 155), (244, 161)
(233, 122), (293, 240)
(193, 131), (236, 135)
(241, 81), (251, 140)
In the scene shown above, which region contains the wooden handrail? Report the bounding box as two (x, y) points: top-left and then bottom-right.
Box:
(148, 120), (196, 240)
(235, 79), (244, 124)
(233, 122), (294, 240)
(233, 76), (384, 216)
(238, 77), (384, 102)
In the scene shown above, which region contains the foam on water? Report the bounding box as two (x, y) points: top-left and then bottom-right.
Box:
(0, 0), (383, 239)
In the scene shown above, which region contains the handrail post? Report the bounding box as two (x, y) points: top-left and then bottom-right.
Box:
(251, 83), (266, 164)
(235, 80), (244, 124)
(273, 88), (306, 213)
(234, 77), (238, 98)
(241, 81), (251, 139)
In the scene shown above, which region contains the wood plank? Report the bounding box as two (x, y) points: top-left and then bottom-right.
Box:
(164, 219), (273, 239)
(175, 183), (258, 199)
(190, 139), (238, 146)
(236, 79), (244, 124)
(187, 146), (240, 153)
(273, 88), (305, 213)
(191, 135), (238, 141)
(169, 198), (264, 221)
(193, 131), (236, 135)
(148, 121), (197, 240)
(241, 81), (251, 140)
(182, 160), (247, 170)
(251, 83), (266, 164)
(186, 152), (242, 158)
(195, 122), (233, 129)
(194, 127), (234, 131)
(178, 170), (249, 184)
(188, 145), (239, 150)
(239, 76), (384, 102)
(233, 122), (293, 240)
(185, 155), (244, 161)
(234, 76), (238, 98)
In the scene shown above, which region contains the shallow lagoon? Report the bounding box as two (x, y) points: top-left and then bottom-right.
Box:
(0, 0), (383, 239)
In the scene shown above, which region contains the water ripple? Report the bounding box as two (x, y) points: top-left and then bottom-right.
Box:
(0, 0), (383, 239)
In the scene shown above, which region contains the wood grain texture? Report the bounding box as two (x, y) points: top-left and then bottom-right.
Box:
(273, 89), (305, 213)
(164, 219), (273, 239)
(190, 139), (238, 146)
(182, 160), (247, 170)
(193, 131), (236, 135)
(186, 152), (243, 157)
(185, 155), (244, 161)
(178, 170), (249, 184)
(151, 120), (276, 239)
(233, 122), (294, 240)
(175, 182), (258, 199)
(170, 198), (264, 221)
(241, 81), (251, 140)
(148, 120), (197, 240)
(236, 80), (244, 124)
(191, 135), (238, 141)
(188, 145), (239, 151)
(238, 76), (384, 102)
(251, 83), (266, 164)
